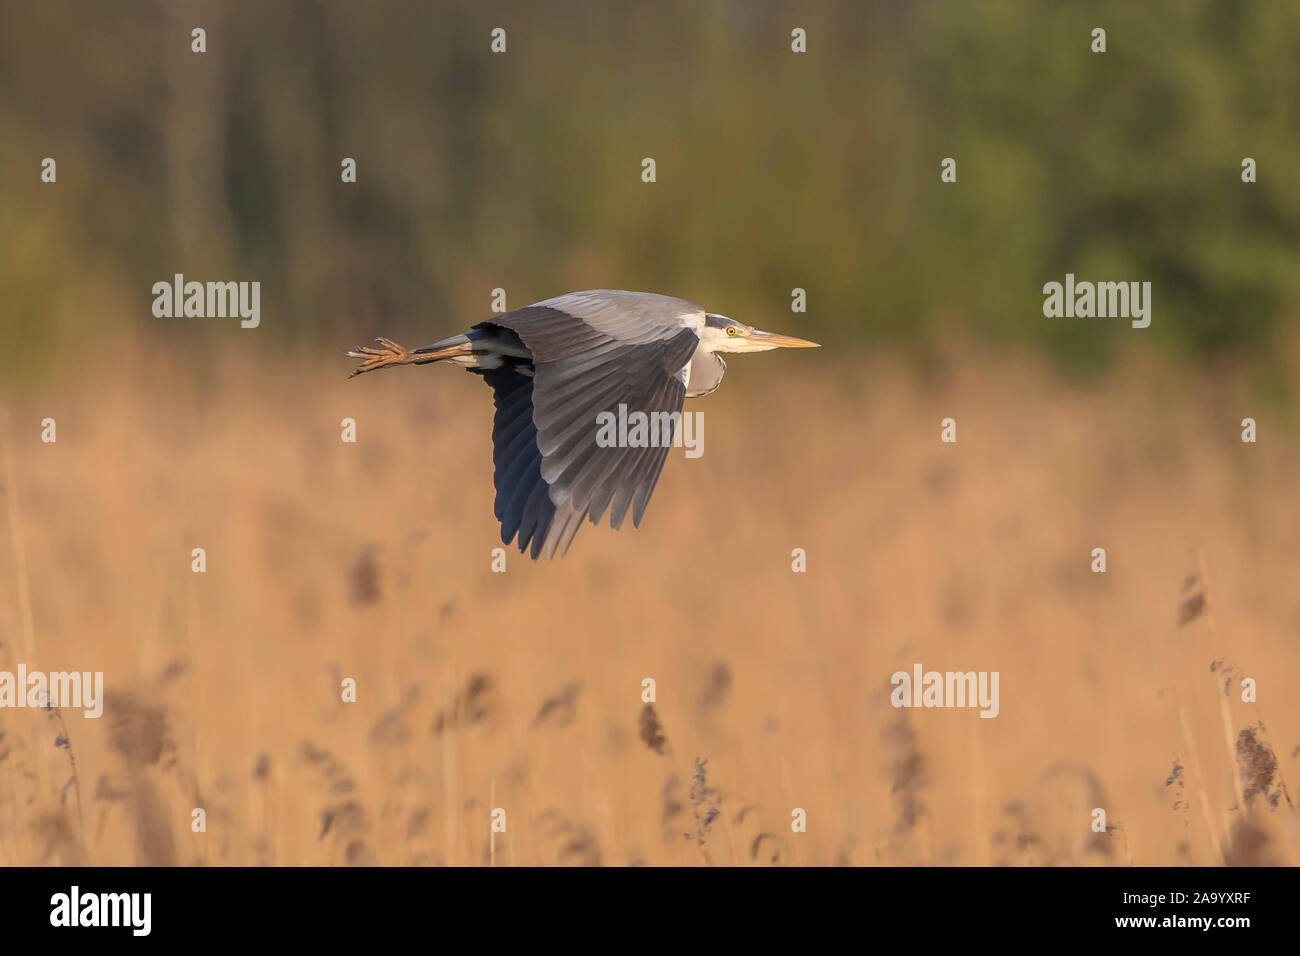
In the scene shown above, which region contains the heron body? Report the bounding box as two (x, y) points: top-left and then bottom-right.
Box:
(347, 290), (818, 559)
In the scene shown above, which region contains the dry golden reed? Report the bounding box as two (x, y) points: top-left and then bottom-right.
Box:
(0, 337), (1297, 865)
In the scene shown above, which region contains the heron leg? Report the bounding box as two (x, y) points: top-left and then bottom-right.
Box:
(347, 337), (451, 377)
(346, 337), (416, 377)
(347, 334), (482, 377)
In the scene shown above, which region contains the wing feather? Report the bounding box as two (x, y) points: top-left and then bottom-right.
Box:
(475, 295), (701, 558)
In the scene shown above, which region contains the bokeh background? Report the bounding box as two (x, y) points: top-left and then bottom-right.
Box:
(0, 0), (1297, 865)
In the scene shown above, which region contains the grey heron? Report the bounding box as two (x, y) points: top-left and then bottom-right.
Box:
(347, 290), (818, 559)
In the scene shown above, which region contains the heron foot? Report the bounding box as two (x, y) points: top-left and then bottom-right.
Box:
(346, 337), (412, 378)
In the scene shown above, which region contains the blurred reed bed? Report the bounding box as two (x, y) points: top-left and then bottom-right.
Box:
(0, 333), (1297, 865)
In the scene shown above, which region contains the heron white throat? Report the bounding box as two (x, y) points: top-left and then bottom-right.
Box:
(347, 289), (819, 559)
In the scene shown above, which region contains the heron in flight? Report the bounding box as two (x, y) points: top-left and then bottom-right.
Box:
(347, 290), (818, 559)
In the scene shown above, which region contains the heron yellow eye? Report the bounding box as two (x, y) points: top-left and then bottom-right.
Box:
(726, 327), (737, 336)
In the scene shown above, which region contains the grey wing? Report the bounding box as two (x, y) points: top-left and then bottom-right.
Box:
(477, 297), (701, 559)
(480, 366), (557, 560)
(531, 290), (705, 345)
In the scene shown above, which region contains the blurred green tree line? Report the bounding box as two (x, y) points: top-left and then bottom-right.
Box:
(1, 0), (1297, 381)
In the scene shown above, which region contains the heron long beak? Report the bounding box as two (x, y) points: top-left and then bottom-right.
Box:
(748, 329), (821, 348)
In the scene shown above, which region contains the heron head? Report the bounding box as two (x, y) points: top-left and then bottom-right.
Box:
(702, 313), (820, 354)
